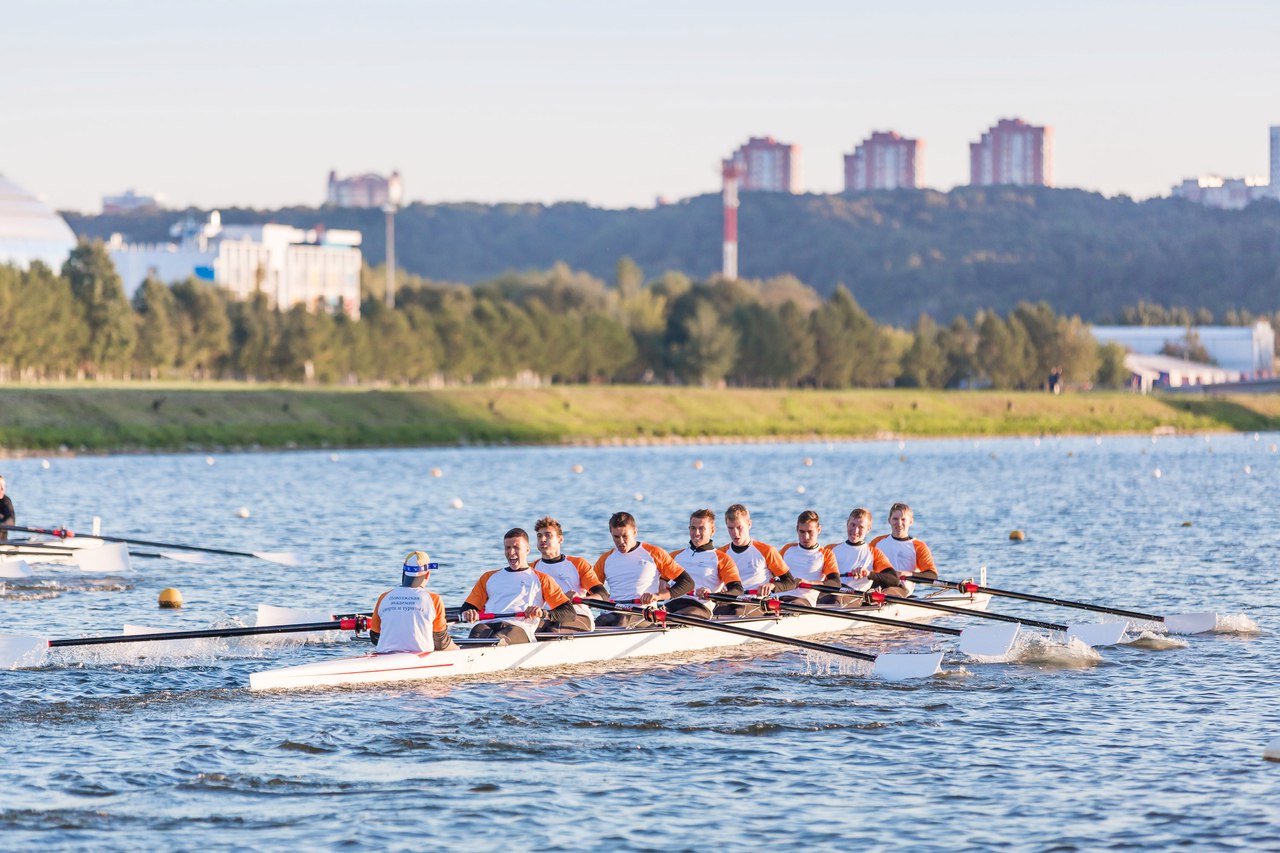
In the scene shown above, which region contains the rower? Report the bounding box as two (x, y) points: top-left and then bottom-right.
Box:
(459, 527), (579, 645)
(368, 551), (459, 653)
(0, 475), (13, 541)
(715, 503), (796, 616)
(666, 508), (743, 618)
(531, 515), (607, 632)
(593, 511), (694, 628)
(868, 502), (939, 597)
(776, 510), (841, 606)
(823, 507), (896, 606)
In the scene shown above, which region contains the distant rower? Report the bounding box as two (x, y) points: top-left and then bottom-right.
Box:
(869, 502), (939, 597)
(368, 551), (459, 654)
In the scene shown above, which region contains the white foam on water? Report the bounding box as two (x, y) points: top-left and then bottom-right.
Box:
(801, 650), (872, 677)
(1213, 613), (1262, 635)
(1126, 630), (1189, 650)
(936, 664), (972, 679)
(1008, 633), (1101, 669)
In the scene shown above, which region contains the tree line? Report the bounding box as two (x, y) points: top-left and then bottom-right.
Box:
(1, 241), (1275, 389)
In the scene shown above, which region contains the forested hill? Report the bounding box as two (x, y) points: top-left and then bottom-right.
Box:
(63, 188), (1280, 326)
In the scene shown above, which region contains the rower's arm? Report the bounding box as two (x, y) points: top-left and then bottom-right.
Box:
(869, 568), (902, 589)
(771, 570), (799, 593)
(723, 580), (745, 596)
(665, 570), (695, 599)
(820, 572), (841, 589)
(433, 629), (458, 651)
(586, 584), (609, 599)
(544, 600), (579, 625)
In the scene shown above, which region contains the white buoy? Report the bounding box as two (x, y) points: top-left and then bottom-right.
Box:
(206, 456), (215, 465)
(1033, 438), (1041, 447)
(1244, 465), (1252, 475)
(634, 493), (644, 502)
(1271, 445), (1278, 454)
(898, 441), (905, 450)
(40, 459), (51, 469)
(1095, 437), (1102, 445)
(1153, 468), (1162, 479)
(236, 507), (251, 518)
(1254, 433), (1261, 442)
(329, 454), (340, 462)
(802, 457), (813, 467)
(692, 460), (703, 470)
(1265, 737), (1280, 762)
(431, 467), (443, 478)
(796, 485), (806, 494)
(450, 498), (463, 509)
(572, 464), (584, 474)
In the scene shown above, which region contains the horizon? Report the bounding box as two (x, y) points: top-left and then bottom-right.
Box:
(5, 0), (1279, 213)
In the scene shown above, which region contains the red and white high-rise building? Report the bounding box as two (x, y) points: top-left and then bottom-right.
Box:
(726, 137), (802, 193)
(969, 119), (1053, 187)
(843, 131), (922, 191)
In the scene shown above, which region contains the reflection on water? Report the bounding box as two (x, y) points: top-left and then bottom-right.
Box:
(1, 434), (1278, 848)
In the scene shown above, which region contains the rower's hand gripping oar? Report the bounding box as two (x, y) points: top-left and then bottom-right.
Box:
(574, 597), (942, 680)
(705, 592), (1019, 658)
(797, 582), (1127, 647)
(0, 618), (369, 669)
(1, 523), (300, 566)
(902, 575), (1217, 635)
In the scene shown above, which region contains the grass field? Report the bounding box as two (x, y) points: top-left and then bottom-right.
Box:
(1, 384), (1279, 453)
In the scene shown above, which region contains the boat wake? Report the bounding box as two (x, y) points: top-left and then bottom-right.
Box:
(1212, 613), (1262, 635)
(1005, 633), (1101, 668)
(800, 651), (873, 678)
(1126, 630), (1189, 650)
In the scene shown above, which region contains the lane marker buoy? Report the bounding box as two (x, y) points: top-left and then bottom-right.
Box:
(158, 588), (183, 609)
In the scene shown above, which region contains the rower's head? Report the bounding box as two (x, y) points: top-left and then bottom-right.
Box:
(0, 474), (6, 497)
(534, 516), (563, 560)
(688, 508), (715, 548)
(846, 507), (872, 544)
(401, 550), (435, 588)
(724, 504), (752, 547)
(503, 528), (531, 569)
(796, 510), (821, 549)
(888, 502), (914, 538)
(608, 511), (637, 552)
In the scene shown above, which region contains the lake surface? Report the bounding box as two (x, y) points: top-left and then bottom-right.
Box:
(1, 433), (1277, 851)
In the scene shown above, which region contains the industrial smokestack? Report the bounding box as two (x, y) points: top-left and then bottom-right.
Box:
(721, 160), (741, 280)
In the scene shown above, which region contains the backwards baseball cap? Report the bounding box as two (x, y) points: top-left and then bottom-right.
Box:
(402, 551), (439, 576)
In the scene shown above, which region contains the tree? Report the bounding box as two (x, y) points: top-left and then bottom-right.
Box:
(172, 278), (232, 377)
(669, 300), (739, 385)
(63, 240), (136, 376)
(899, 314), (948, 388)
(1095, 342), (1130, 388)
(132, 278), (179, 377)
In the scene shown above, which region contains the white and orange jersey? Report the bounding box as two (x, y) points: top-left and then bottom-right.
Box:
(869, 535), (936, 576)
(670, 545), (740, 612)
(827, 540), (894, 577)
(778, 542), (838, 604)
(369, 586), (448, 654)
(719, 540), (789, 589)
(531, 555), (601, 597)
(464, 567), (571, 642)
(594, 542), (681, 600)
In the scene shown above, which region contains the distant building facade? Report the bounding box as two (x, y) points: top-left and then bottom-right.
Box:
(1171, 176), (1273, 210)
(726, 137), (801, 193)
(326, 170), (403, 208)
(1271, 125), (1280, 188)
(1092, 322), (1275, 378)
(1123, 353), (1243, 393)
(0, 174), (78, 271)
(969, 118), (1052, 187)
(844, 131), (921, 191)
(108, 211), (364, 318)
(102, 190), (165, 214)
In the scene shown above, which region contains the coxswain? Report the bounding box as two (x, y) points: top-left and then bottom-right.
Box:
(592, 511), (694, 628)
(715, 504), (796, 616)
(367, 551), (459, 653)
(868, 502), (938, 597)
(531, 515), (607, 632)
(0, 474), (13, 541)
(823, 507), (897, 605)
(776, 510), (841, 606)
(666, 508), (743, 618)
(458, 527), (579, 645)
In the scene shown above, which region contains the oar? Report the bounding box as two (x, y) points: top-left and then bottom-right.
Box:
(797, 582), (1127, 647)
(704, 592), (1019, 657)
(904, 575), (1218, 635)
(576, 597), (941, 680)
(0, 618), (367, 668)
(1, 524), (299, 566)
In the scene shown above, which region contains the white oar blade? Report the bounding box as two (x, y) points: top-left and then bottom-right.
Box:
(958, 623), (1019, 657)
(158, 551), (214, 564)
(1163, 612), (1218, 635)
(253, 552), (301, 566)
(0, 558), (33, 579)
(74, 542), (132, 573)
(0, 634), (47, 668)
(1066, 622), (1127, 647)
(872, 651), (942, 680)
(256, 604), (333, 627)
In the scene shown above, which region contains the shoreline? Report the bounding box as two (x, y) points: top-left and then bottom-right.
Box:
(2, 384), (1279, 456)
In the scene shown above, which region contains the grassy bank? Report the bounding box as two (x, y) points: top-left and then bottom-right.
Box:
(2, 384), (1279, 453)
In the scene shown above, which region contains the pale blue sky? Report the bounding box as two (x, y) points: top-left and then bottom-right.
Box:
(3, 0), (1277, 212)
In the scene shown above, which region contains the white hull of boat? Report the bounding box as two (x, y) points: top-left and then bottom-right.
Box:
(0, 539), (132, 573)
(250, 592), (991, 691)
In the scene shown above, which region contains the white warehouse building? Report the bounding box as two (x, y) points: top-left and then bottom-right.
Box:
(1091, 322), (1275, 379)
(109, 212), (363, 318)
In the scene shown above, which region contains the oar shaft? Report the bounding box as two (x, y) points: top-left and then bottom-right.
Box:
(578, 598), (876, 663)
(800, 583), (1068, 632)
(1, 524), (270, 560)
(48, 620), (357, 648)
(706, 593), (962, 636)
(911, 577), (1168, 623)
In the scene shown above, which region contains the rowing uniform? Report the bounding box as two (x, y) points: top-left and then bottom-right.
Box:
(718, 540), (795, 591)
(668, 542), (742, 617)
(531, 554), (602, 630)
(463, 567), (572, 643)
(369, 586), (450, 653)
(593, 542), (693, 628)
(827, 539), (893, 593)
(0, 494), (13, 541)
(869, 534), (938, 595)
(777, 542), (839, 605)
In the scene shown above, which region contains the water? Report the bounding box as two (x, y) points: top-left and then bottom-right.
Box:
(1, 434), (1277, 850)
